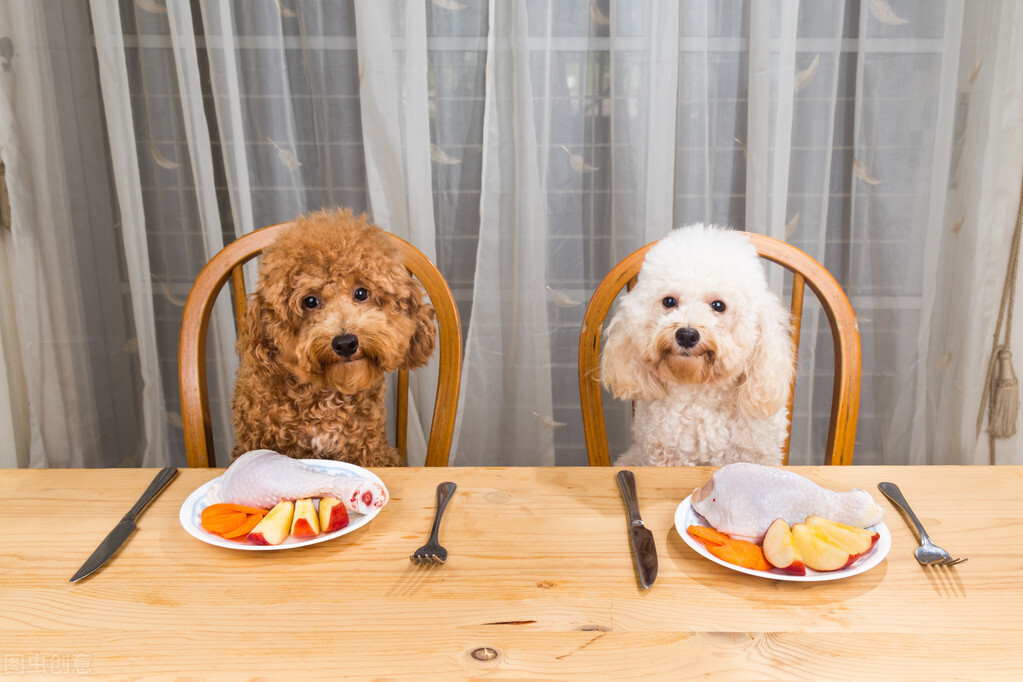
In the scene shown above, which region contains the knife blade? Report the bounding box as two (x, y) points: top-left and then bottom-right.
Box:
(616, 469), (658, 589)
(70, 466), (178, 583)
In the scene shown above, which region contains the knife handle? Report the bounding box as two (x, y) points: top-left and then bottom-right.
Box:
(617, 470), (643, 525)
(126, 467), (179, 520)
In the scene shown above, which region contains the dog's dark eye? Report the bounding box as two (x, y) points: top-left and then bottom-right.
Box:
(662, 297), (677, 309)
(302, 296), (320, 310)
(353, 287), (369, 302)
(710, 300), (726, 313)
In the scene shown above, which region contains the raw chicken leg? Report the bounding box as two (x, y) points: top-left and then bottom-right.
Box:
(206, 450), (389, 514)
(691, 462), (884, 543)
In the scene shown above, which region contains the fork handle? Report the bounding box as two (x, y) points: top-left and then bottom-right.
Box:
(428, 482), (457, 541)
(878, 482), (933, 544)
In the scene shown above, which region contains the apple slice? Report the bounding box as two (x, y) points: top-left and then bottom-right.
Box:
(804, 515), (879, 554)
(291, 498), (320, 538)
(319, 497), (350, 533)
(762, 518), (806, 576)
(246, 500), (295, 546)
(791, 523), (857, 571)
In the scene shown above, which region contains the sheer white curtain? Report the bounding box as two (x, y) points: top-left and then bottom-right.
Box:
(0, 0), (1020, 469)
(1, 1), (143, 468)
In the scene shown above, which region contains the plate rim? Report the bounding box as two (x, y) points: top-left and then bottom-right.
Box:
(674, 494), (891, 582)
(179, 459), (385, 551)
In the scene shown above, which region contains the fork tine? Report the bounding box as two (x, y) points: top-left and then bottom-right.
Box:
(933, 557), (967, 566)
(410, 549), (448, 565)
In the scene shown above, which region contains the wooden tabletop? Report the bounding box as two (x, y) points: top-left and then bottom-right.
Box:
(2, 465), (1021, 679)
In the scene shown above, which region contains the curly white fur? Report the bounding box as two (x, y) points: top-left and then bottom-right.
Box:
(601, 225), (795, 466)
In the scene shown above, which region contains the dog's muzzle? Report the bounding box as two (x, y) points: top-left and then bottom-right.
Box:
(675, 327), (700, 350)
(331, 333), (359, 359)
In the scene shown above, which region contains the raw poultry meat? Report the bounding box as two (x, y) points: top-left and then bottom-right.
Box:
(206, 450), (389, 514)
(691, 462), (884, 543)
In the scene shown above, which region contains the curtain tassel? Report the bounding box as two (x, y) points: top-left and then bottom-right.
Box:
(990, 349), (1019, 438)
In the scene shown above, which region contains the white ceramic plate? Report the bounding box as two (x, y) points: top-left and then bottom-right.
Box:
(675, 494), (891, 582)
(180, 460), (385, 551)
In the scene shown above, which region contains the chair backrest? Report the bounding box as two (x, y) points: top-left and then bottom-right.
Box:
(178, 221), (462, 468)
(578, 232), (861, 466)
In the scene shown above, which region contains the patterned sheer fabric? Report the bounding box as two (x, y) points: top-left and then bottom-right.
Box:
(0, 1), (1020, 467)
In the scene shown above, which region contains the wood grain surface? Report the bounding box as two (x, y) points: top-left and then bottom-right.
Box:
(1, 466), (1021, 679)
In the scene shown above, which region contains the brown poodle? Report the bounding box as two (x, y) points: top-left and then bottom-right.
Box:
(231, 208), (437, 467)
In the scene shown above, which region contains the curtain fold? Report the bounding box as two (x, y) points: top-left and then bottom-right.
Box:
(164, 1), (238, 461)
(943, 1), (1023, 464)
(353, 0), (435, 464)
(1, 2), (141, 468)
(451, 0), (555, 465)
(89, 2), (172, 468)
(1, 1), (1021, 469)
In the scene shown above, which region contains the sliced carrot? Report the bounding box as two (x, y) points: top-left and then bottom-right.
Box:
(201, 503), (268, 523)
(706, 538), (773, 572)
(201, 511), (248, 534)
(200, 509), (242, 525)
(223, 503), (269, 515)
(221, 513), (263, 539)
(687, 525), (734, 547)
(201, 504), (230, 523)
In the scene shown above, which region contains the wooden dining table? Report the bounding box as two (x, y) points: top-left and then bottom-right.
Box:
(2, 465), (1021, 679)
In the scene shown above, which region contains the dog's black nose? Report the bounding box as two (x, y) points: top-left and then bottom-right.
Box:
(332, 334), (359, 358)
(675, 327), (700, 349)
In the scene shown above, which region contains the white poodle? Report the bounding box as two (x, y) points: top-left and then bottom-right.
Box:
(601, 225), (795, 466)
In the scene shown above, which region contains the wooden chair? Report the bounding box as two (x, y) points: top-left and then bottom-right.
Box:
(578, 233), (861, 466)
(178, 221), (462, 468)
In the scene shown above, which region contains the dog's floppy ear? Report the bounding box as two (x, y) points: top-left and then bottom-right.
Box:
(600, 311), (667, 401)
(736, 299), (795, 418)
(238, 294), (280, 376)
(402, 294), (437, 370)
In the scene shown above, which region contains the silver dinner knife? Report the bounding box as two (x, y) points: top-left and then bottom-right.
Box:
(70, 466), (178, 583)
(617, 470), (658, 589)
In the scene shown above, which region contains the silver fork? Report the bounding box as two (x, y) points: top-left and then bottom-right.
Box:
(410, 481), (456, 565)
(878, 482), (967, 566)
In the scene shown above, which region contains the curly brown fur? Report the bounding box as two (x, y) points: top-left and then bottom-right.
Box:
(231, 208), (437, 467)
